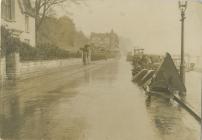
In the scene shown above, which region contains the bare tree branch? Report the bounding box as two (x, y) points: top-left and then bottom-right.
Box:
(35, 0), (87, 44)
(35, 0), (68, 31)
(35, 0), (85, 31)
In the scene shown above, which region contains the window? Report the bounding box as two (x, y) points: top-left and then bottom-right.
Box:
(1, 0), (15, 21)
(25, 15), (29, 32)
(24, 39), (30, 44)
(7, 0), (12, 20)
(1, 1), (6, 19)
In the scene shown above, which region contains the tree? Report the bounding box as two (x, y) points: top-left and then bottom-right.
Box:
(35, 0), (83, 31)
(37, 16), (88, 49)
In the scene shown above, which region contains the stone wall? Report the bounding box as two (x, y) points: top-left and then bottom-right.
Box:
(0, 53), (81, 82)
(18, 58), (81, 79)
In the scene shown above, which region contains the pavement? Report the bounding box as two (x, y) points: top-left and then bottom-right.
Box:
(170, 71), (202, 123)
(0, 59), (111, 87)
(0, 58), (200, 140)
(185, 71), (201, 117)
(18, 58), (82, 81)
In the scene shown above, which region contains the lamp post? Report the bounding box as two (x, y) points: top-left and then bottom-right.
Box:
(179, 1), (187, 96)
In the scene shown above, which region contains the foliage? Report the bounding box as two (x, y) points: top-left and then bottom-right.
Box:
(37, 16), (88, 49)
(35, 0), (85, 31)
(1, 26), (81, 61)
(20, 44), (69, 61)
(1, 26), (20, 56)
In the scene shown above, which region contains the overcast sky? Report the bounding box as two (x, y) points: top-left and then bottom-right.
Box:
(57, 0), (202, 56)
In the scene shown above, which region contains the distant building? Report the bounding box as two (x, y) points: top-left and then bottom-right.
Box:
(90, 30), (119, 51)
(1, 0), (36, 46)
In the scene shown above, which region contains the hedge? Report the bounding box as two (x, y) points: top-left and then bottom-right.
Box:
(1, 26), (81, 61)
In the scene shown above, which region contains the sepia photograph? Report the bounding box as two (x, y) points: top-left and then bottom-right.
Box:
(0, 0), (202, 140)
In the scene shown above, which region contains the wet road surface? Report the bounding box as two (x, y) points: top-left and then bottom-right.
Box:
(186, 71), (201, 116)
(0, 59), (200, 140)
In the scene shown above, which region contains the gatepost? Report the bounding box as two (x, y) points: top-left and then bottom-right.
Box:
(5, 51), (20, 80)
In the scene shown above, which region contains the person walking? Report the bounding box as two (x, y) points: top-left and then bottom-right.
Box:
(81, 44), (90, 65)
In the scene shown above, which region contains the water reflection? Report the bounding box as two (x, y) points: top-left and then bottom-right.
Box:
(0, 60), (200, 140)
(0, 76), (88, 140)
(0, 79), (21, 140)
(90, 62), (119, 84)
(84, 69), (91, 84)
(145, 94), (199, 140)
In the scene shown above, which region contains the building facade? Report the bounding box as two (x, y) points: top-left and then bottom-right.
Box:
(1, 0), (36, 46)
(90, 30), (119, 51)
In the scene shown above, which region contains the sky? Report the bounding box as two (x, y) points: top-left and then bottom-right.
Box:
(56, 0), (202, 56)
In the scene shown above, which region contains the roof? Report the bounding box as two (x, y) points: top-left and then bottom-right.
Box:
(18, 0), (35, 17)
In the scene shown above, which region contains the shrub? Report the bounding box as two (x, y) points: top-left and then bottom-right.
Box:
(19, 43), (81, 61)
(1, 26), (20, 56)
(1, 26), (81, 61)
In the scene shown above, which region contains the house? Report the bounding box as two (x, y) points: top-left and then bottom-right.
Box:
(1, 0), (36, 47)
(90, 30), (119, 51)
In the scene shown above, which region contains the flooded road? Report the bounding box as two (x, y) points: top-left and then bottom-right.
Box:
(186, 71), (201, 116)
(0, 59), (200, 140)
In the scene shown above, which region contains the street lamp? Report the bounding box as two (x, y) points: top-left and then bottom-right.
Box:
(178, 0), (187, 96)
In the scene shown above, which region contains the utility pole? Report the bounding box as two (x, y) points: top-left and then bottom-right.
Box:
(179, 1), (187, 96)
